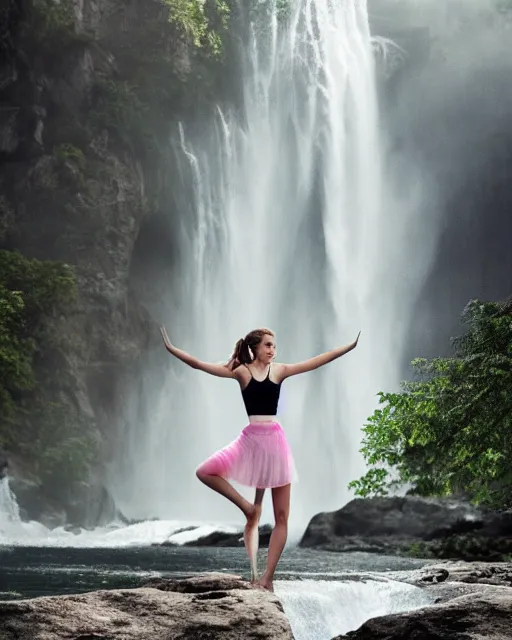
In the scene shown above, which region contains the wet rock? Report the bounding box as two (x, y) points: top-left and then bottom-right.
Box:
(7, 475), (45, 522)
(184, 525), (273, 548)
(0, 110), (19, 154)
(301, 497), (482, 545)
(385, 561), (512, 606)
(0, 573), (293, 640)
(414, 561), (512, 588)
(332, 591), (512, 640)
(0, 452), (7, 479)
(301, 497), (511, 559)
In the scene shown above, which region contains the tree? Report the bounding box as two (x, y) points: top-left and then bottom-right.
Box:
(349, 297), (512, 508)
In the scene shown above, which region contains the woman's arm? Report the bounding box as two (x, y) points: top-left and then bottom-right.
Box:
(279, 332), (360, 381)
(160, 326), (236, 379)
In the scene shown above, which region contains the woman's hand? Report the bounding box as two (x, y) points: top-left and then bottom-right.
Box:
(352, 331), (361, 349)
(160, 326), (174, 353)
(159, 328), (234, 378)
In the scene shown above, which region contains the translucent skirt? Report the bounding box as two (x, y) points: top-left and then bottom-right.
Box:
(196, 422), (297, 489)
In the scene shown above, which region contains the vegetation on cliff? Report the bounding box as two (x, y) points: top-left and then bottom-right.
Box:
(350, 297), (512, 509)
(0, 0), (236, 517)
(0, 251), (96, 487)
(164, 0), (230, 54)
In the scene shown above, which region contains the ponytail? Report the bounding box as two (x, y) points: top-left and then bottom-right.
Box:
(229, 337), (252, 370)
(227, 327), (275, 370)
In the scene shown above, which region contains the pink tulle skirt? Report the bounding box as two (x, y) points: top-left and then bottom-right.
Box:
(196, 422), (296, 489)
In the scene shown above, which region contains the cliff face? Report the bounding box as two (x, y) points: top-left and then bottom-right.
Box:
(0, 0), (232, 526)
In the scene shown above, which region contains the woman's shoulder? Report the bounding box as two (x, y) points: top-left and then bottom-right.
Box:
(271, 362), (286, 382)
(232, 362), (251, 383)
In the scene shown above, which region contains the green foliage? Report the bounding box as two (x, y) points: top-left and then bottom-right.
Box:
(26, 0), (87, 50)
(31, 401), (98, 488)
(0, 285), (35, 424)
(90, 78), (150, 149)
(54, 143), (85, 170)
(0, 250), (76, 318)
(407, 535), (512, 562)
(0, 251), (88, 484)
(349, 298), (512, 508)
(163, 0), (230, 56)
(31, 0), (75, 35)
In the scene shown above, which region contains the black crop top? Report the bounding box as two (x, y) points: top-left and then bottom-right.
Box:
(241, 364), (281, 416)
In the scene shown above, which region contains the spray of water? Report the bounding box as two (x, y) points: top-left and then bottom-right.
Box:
(0, 478), (21, 531)
(110, 0), (432, 530)
(277, 578), (433, 639)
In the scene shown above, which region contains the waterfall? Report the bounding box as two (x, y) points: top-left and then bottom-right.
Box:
(111, 0), (433, 528)
(277, 578), (433, 639)
(0, 477), (21, 532)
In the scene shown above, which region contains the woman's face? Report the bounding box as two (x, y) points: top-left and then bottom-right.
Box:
(254, 334), (276, 364)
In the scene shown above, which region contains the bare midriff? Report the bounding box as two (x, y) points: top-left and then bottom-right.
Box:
(249, 415), (277, 424)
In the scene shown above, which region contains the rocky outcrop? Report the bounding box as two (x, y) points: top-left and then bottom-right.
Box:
(411, 561), (512, 589)
(332, 561), (512, 640)
(0, 573), (293, 640)
(301, 497), (512, 560)
(0, 0), (229, 526)
(333, 590), (512, 640)
(180, 524), (273, 548)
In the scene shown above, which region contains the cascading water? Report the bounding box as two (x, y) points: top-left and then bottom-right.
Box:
(277, 578), (433, 639)
(0, 478), (21, 532)
(110, 0), (433, 528)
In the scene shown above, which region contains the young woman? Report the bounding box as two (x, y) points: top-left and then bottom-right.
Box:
(160, 326), (359, 591)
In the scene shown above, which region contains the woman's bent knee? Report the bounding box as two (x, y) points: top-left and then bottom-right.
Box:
(196, 467), (207, 482)
(196, 467), (222, 483)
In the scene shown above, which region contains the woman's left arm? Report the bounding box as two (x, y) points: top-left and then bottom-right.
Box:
(278, 332), (360, 380)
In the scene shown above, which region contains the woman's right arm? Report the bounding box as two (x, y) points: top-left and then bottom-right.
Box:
(160, 326), (236, 379)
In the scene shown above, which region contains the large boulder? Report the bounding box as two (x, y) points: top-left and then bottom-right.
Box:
(332, 591), (512, 640)
(332, 560), (512, 640)
(0, 573), (293, 640)
(300, 497), (511, 559)
(302, 496), (481, 543)
(183, 525), (273, 548)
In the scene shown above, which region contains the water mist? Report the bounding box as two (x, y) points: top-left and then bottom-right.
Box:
(111, 0), (435, 531)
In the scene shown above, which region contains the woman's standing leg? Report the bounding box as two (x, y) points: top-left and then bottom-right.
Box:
(196, 471), (263, 575)
(257, 483), (290, 592)
(245, 488), (265, 582)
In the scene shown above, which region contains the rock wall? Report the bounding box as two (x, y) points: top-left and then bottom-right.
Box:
(0, 0), (234, 526)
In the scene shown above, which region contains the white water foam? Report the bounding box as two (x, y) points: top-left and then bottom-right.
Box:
(0, 515), (239, 548)
(0, 479), (240, 548)
(277, 578), (433, 639)
(0, 477), (21, 531)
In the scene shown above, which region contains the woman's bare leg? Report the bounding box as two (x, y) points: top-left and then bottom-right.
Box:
(257, 483), (290, 592)
(196, 471), (255, 517)
(245, 488), (265, 582)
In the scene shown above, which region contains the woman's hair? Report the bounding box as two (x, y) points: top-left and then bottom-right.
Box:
(228, 328), (274, 370)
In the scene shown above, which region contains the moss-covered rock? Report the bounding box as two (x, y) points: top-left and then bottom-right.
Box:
(407, 535), (512, 562)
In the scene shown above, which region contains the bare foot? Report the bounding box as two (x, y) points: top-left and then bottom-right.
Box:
(244, 503), (262, 582)
(256, 577), (274, 592)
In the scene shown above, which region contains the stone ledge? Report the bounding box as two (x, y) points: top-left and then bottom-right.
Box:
(0, 573), (294, 640)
